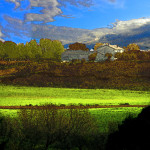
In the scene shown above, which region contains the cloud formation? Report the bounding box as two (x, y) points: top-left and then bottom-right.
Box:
(111, 18), (150, 34)
(2, 0), (150, 50)
(59, 0), (93, 7)
(25, 0), (62, 23)
(5, 0), (21, 8)
(2, 15), (31, 42)
(0, 24), (5, 42)
(2, 14), (150, 49)
(1, 0), (95, 42)
(5, 0), (94, 23)
(31, 24), (96, 44)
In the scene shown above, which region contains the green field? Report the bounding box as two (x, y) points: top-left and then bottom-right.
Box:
(0, 107), (143, 133)
(0, 85), (148, 134)
(0, 85), (150, 106)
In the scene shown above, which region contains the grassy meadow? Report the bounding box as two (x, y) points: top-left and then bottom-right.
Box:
(0, 84), (148, 150)
(0, 84), (148, 132)
(0, 85), (150, 106)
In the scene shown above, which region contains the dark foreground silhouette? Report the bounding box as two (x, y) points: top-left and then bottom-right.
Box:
(106, 106), (150, 150)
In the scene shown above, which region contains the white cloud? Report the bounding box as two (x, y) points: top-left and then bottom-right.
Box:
(0, 24), (5, 42)
(25, 0), (62, 23)
(5, 0), (21, 8)
(3, 15), (150, 46)
(111, 18), (150, 34)
(5, 0), (94, 23)
(2, 0), (95, 43)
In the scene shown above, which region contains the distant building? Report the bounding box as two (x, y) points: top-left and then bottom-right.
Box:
(61, 50), (94, 62)
(95, 44), (124, 62)
(61, 43), (124, 62)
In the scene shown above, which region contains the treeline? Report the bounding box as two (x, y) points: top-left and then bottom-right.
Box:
(115, 50), (150, 61)
(1, 60), (150, 90)
(0, 39), (64, 61)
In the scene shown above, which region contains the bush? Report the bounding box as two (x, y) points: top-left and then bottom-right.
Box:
(106, 106), (150, 150)
(6, 108), (100, 150)
(0, 114), (12, 150)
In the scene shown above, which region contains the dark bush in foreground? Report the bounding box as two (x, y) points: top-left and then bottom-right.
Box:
(3, 108), (103, 150)
(0, 114), (11, 150)
(106, 106), (150, 150)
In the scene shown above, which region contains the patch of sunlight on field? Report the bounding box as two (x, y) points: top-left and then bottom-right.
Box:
(0, 85), (150, 106)
(90, 107), (143, 133)
(0, 109), (18, 117)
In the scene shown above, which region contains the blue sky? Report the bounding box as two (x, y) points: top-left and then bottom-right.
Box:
(0, 0), (150, 45)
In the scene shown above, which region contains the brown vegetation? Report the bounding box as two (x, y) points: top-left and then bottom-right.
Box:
(0, 105), (148, 110)
(68, 42), (89, 51)
(1, 60), (150, 90)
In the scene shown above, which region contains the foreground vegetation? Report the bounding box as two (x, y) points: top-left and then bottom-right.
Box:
(0, 106), (144, 150)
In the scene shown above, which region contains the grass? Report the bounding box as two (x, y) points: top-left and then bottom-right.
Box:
(0, 85), (150, 106)
(0, 85), (148, 133)
(90, 107), (143, 132)
(0, 107), (143, 133)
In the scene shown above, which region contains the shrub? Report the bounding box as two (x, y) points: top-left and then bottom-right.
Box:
(7, 108), (100, 150)
(106, 106), (150, 150)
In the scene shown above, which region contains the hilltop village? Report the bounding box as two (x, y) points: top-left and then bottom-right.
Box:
(0, 39), (150, 62)
(0, 39), (150, 90)
(62, 43), (124, 62)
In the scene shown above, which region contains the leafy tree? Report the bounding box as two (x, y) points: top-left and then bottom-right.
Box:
(94, 43), (103, 51)
(16, 43), (26, 60)
(88, 52), (97, 62)
(126, 43), (140, 51)
(40, 38), (64, 61)
(69, 42), (89, 51)
(0, 114), (11, 150)
(3, 41), (17, 60)
(51, 40), (64, 61)
(0, 41), (5, 60)
(24, 40), (42, 59)
(7, 108), (99, 150)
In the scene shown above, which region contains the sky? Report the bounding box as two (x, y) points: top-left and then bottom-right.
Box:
(0, 0), (150, 45)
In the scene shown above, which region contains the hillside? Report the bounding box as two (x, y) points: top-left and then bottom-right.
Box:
(0, 60), (150, 90)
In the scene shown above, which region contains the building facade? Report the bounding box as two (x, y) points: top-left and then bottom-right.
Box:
(61, 44), (124, 62)
(95, 44), (124, 62)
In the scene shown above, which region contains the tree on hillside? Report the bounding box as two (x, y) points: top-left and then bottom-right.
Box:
(126, 43), (140, 51)
(23, 40), (42, 60)
(0, 41), (5, 60)
(40, 38), (64, 61)
(69, 42), (89, 51)
(94, 43), (103, 51)
(88, 52), (97, 62)
(3, 41), (17, 60)
(16, 43), (25, 60)
(52, 40), (64, 61)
